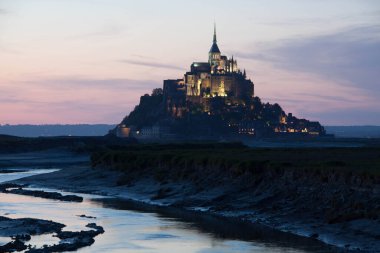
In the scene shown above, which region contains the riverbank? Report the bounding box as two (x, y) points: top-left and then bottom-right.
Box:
(10, 145), (379, 253)
(0, 215), (104, 253)
(0, 177), (336, 253)
(0, 149), (89, 169)
(10, 166), (341, 253)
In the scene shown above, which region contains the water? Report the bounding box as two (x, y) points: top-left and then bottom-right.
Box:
(0, 169), (336, 252)
(0, 168), (59, 183)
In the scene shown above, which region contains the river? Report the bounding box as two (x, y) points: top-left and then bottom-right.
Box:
(0, 169), (336, 253)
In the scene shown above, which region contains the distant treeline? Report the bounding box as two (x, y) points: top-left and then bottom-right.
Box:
(325, 126), (380, 138)
(1, 124), (378, 138)
(91, 144), (380, 227)
(92, 143), (380, 180)
(0, 124), (115, 137)
(0, 135), (136, 153)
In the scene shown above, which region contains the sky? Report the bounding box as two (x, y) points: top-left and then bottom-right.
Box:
(0, 0), (379, 125)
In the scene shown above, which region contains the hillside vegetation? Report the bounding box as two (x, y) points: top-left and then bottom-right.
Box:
(91, 144), (380, 179)
(92, 144), (379, 223)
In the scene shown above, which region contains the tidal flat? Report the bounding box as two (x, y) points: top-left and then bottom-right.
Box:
(0, 168), (335, 253)
(0, 138), (379, 252)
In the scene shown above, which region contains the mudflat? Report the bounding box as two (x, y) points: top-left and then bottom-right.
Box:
(10, 144), (380, 253)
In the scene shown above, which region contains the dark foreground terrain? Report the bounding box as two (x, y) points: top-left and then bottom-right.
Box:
(91, 144), (380, 251)
(2, 136), (380, 252)
(0, 134), (135, 154)
(0, 216), (104, 253)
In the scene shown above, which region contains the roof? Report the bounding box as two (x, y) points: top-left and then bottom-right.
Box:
(209, 42), (221, 53)
(191, 62), (211, 73)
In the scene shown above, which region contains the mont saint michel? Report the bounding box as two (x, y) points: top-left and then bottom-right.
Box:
(1, 1), (379, 253)
(114, 25), (325, 140)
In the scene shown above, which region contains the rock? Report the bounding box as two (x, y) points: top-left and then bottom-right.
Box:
(25, 223), (104, 253)
(12, 234), (32, 241)
(0, 183), (23, 192)
(309, 233), (319, 239)
(86, 223), (104, 234)
(77, 214), (96, 219)
(0, 238), (27, 252)
(0, 216), (65, 237)
(3, 188), (83, 202)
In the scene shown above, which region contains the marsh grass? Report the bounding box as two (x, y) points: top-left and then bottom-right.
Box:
(91, 144), (380, 178)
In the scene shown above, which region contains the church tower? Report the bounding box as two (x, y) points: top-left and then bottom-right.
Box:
(208, 23), (221, 69)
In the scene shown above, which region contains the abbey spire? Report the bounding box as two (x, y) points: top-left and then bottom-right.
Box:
(209, 23), (220, 54)
(209, 23), (221, 66)
(213, 22), (217, 44)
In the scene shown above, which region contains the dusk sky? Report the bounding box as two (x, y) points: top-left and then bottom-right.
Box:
(1, 0), (379, 125)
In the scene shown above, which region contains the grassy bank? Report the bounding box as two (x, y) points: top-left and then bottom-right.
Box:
(0, 134), (136, 153)
(91, 144), (380, 179)
(91, 144), (380, 233)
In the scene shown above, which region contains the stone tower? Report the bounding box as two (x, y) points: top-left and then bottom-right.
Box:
(208, 23), (221, 70)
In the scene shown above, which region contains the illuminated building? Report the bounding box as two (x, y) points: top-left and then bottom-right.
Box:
(115, 24), (326, 139)
(163, 24), (254, 114)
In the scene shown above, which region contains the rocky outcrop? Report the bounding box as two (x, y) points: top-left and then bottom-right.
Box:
(26, 223), (104, 253)
(0, 216), (64, 253)
(91, 145), (380, 251)
(0, 184), (83, 202)
(0, 216), (104, 253)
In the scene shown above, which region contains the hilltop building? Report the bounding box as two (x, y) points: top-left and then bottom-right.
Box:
(163, 24), (254, 118)
(115, 25), (325, 140)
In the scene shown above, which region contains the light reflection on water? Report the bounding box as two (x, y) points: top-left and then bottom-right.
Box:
(0, 193), (335, 253)
(0, 169), (59, 184)
(0, 170), (336, 253)
(26, 233), (60, 249)
(0, 236), (9, 246)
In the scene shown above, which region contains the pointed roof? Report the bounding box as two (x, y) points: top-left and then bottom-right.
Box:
(213, 23), (217, 44)
(209, 23), (220, 54)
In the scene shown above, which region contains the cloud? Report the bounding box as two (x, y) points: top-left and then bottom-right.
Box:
(241, 25), (380, 95)
(0, 8), (6, 15)
(0, 76), (163, 124)
(68, 25), (128, 40)
(3, 76), (162, 107)
(235, 24), (380, 124)
(293, 92), (360, 104)
(254, 10), (380, 28)
(120, 59), (185, 71)
(306, 108), (380, 126)
(31, 77), (160, 90)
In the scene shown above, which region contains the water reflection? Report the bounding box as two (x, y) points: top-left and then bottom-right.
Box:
(0, 171), (339, 253)
(0, 169), (59, 184)
(93, 198), (339, 253)
(0, 236), (9, 246)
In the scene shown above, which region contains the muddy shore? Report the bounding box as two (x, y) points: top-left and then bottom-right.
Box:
(16, 168), (379, 252)
(8, 151), (378, 252)
(0, 216), (104, 253)
(1, 146), (378, 252)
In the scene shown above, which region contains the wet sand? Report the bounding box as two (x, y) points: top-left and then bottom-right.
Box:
(2, 150), (379, 252)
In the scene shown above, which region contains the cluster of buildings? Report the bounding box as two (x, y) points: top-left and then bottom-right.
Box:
(163, 25), (254, 118)
(274, 113), (323, 136)
(115, 25), (325, 140)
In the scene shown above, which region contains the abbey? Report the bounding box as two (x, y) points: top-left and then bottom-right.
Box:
(186, 25), (253, 98)
(115, 25), (325, 139)
(163, 25), (254, 117)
